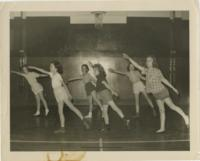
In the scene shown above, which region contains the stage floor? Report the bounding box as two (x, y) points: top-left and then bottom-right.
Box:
(10, 104), (189, 151)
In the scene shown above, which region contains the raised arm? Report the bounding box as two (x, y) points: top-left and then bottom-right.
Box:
(161, 78), (179, 95)
(89, 73), (97, 84)
(11, 71), (25, 77)
(122, 53), (145, 72)
(88, 61), (94, 69)
(88, 61), (97, 80)
(28, 66), (50, 75)
(108, 68), (126, 76)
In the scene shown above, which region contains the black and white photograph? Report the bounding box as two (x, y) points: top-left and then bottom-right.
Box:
(10, 11), (190, 151)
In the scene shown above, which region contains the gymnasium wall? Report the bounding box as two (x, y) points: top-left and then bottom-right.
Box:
(10, 17), (189, 107)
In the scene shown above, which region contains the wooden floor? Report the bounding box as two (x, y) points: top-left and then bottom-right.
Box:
(10, 103), (189, 151)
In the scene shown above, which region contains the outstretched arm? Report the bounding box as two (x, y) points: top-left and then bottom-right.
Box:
(140, 75), (146, 81)
(161, 78), (179, 95)
(38, 74), (49, 77)
(137, 71), (146, 80)
(102, 81), (118, 97)
(11, 71), (25, 77)
(28, 66), (50, 75)
(67, 77), (83, 83)
(122, 53), (145, 73)
(61, 80), (73, 100)
(108, 68), (126, 76)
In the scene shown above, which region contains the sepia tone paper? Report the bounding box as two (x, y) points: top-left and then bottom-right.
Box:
(0, 0), (200, 160)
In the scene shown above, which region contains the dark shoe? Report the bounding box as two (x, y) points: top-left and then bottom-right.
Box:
(132, 114), (140, 118)
(105, 124), (110, 131)
(54, 127), (66, 134)
(100, 124), (110, 132)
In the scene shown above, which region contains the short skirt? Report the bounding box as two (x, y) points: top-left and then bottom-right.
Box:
(132, 81), (145, 94)
(31, 83), (43, 95)
(53, 86), (69, 103)
(97, 89), (113, 105)
(85, 82), (96, 96)
(152, 87), (170, 100)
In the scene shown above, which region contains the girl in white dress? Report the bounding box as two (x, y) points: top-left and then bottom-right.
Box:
(11, 65), (49, 116)
(29, 61), (89, 133)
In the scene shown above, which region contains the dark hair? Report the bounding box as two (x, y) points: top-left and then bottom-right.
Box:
(81, 64), (89, 73)
(146, 55), (159, 68)
(93, 63), (106, 78)
(51, 60), (63, 74)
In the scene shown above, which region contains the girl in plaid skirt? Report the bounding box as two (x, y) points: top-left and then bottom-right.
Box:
(123, 53), (189, 133)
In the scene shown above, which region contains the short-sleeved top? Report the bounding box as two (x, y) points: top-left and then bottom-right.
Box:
(95, 74), (107, 92)
(126, 70), (141, 84)
(24, 72), (40, 87)
(82, 73), (96, 85)
(49, 72), (63, 89)
(145, 68), (165, 94)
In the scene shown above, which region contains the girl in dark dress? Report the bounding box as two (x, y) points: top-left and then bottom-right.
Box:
(88, 62), (130, 130)
(67, 64), (104, 118)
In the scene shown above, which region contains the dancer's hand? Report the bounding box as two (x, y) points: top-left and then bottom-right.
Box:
(108, 68), (115, 73)
(122, 53), (130, 60)
(28, 66), (34, 69)
(173, 88), (179, 95)
(88, 61), (93, 67)
(28, 66), (37, 70)
(112, 90), (119, 97)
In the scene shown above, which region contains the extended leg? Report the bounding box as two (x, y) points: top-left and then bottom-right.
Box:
(85, 95), (93, 118)
(164, 97), (189, 127)
(142, 91), (156, 116)
(134, 93), (140, 117)
(64, 98), (90, 129)
(156, 99), (165, 133)
(33, 94), (41, 116)
(39, 92), (49, 116)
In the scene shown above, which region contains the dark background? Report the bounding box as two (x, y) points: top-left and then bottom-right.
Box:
(10, 16), (189, 107)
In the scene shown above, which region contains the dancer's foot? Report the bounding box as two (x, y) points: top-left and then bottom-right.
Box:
(124, 119), (130, 130)
(33, 111), (40, 116)
(185, 116), (189, 128)
(83, 118), (90, 130)
(101, 124), (110, 132)
(54, 127), (66, 134)
(85, 112), (92, 119)
(132, 113), (140, 118)
(156, 128), (165, 133)
(45, 109), (49, 116)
